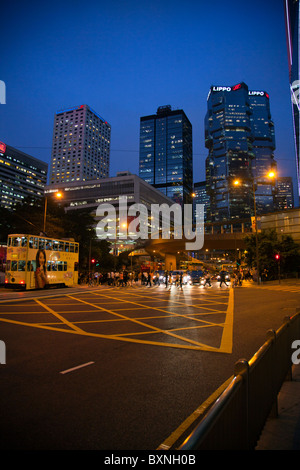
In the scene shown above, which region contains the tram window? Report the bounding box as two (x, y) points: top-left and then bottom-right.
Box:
(39, 239), (45, 249)
(46, 239), (52, 250)
(21, 237), (27, 247)
(29, 238), (38, 249)
(8, 237), (11, 247)
(65, 242), (69, 252)
(11, 261), (18, 271)
(70, 243), (74, 253)
(57, 261), (63, 271)
(52, 262), (57, 271)
(75, 244), (79, 253)
(47, 262), (51, 271)
(64, 261), (67, 271)
(53, 240), (59, 251)
(12, 237), (21, 247)
(58, 241), (64, 251)
(18, 261), (26, 271)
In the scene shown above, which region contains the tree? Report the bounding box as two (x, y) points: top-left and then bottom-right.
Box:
(243, 229), (300, 279)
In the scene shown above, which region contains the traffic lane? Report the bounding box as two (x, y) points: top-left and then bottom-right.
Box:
(2, 285), (296, 449)
(0, 319), (235, 450)
(232, 285), (300, 360)
(0, 288), (234, 450)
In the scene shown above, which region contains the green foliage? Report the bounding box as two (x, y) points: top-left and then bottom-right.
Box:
(243, 229), (300, 278)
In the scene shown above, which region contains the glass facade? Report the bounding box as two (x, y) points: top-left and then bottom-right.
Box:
(139, 105), (193, 206)
(0, 143), (48, 210)
(205, 83), (277, 222)
(248, 92), (277, 214)
(284, 0), (300, 200)
(193, 181), (209, 222)
(274, 176), (294, 210)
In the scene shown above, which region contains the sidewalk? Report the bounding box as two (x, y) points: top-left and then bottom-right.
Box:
(255, 363), (300, 450)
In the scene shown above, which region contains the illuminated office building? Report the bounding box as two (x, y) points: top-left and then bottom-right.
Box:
(193, 181), (209, 222)
(274, 176), (294, 210)
(205, 82), (276, 222)
(50, 104), (111, 184)
(139, 105), (193, 206)
(284, 0), (300, 200)
(0, 141), (47, 210)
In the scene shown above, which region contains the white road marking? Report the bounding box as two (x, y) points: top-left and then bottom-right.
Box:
(60, 361), (95, 374)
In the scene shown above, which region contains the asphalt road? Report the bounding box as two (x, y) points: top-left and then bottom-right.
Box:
(0, 280), (299, 450)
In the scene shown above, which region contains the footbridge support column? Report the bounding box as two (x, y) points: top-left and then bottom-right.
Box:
(164, 253), (177, 271)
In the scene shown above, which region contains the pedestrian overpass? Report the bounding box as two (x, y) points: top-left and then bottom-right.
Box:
(130, 218), (253, 270)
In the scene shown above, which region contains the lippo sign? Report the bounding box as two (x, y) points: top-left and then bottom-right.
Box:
(208, 84), (269, 99)
(96, 196), (204, 251)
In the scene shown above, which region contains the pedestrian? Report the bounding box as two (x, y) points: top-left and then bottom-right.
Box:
(179, 272), (183, 290)
(219, 269), (228, 287)
(168, 273), (173, 290)
(203, 270), (211, 287)
(165, 270), (169, 289)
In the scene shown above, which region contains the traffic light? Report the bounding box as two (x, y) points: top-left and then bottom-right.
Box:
(91, 259), (95, 264)
(275, 254), (280, 260)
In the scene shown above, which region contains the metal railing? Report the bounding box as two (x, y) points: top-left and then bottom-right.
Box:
(178, 311), (300, 450)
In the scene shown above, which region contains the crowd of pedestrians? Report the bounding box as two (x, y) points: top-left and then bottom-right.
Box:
(78, 267), (259, 289)
(79, 269), (186, 289)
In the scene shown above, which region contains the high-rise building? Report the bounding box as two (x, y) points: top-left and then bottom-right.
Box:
(193, 181), (209, 222)
(274, 176), (294, 210)
(50, 105), (111, 184)
(0, 141), (48, 210)
(205, 82), (277, 222)
(248, 91), (277, 214)
(284, 0), (300, 201)
(139, 105), (193, 206)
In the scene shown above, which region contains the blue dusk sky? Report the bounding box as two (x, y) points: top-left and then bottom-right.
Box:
(1, 0), (298, 202)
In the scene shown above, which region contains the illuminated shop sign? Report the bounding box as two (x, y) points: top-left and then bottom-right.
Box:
(0, 142), (6, 153)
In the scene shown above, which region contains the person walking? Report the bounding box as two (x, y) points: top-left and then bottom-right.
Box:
(203, 270), (211, 287)
(179, 272), (183, 290)
(219, 269), (228, 287)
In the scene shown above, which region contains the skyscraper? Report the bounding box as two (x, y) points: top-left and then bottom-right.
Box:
(193, 181), (209, 222)
(205, 83), (277, 222)
(50, 105), (111, 184)
(284, 0), (300, 200)
(0, 141), (48, 210)
(248, 91), (277, 214)
(139, 105), (193, 205)
(274, 176), (294, 210)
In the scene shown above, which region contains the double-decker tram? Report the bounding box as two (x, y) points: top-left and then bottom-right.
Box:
(5, 234), (79, 290)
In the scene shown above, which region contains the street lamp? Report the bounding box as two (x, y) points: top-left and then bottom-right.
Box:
(233, 171), (276, 285)
(43, 191), (63, 234)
